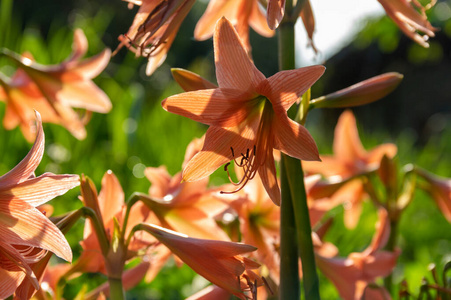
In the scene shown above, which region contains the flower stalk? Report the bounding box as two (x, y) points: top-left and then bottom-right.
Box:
(278, 0), (320, 299)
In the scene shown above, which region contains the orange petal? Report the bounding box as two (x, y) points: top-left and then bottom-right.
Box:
(98, 170), (124, 225)
(214, 17), (265, 92)
(67, 29), (88, 62)
(273, 116), (320, 161)
(162, 88), (253, 127)
(266, 0), (285, 30)
(194, 0), (237, 41)
(258, 145), (280, 205)
(4, 173), (80, 207)
(249, 1), (274, 37)
(183, 122), (258, 182)
(0, 264), (27, 299)
(0, 112), (44, 187)
(66, 48), (111, 80)
(145, 166), (172, 198)
(302, 156), (347, 177)
(366, 143), (398, 166)
(171, 68), (217, 92)
(0, 199), (72, 262)
(333, 110), (366, 162)
(257, 65), (325, 111)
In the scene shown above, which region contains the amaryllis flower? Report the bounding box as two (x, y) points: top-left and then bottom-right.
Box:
(195, 0), (274, 53)
(0, 112), (79, 299)
(303, 110), (397, 228)
(140, 223), (262, 300)
(378, 0), (437, 47)
(116, 0), (196, 75)
(315, 209), (400, 300)
(163, 17), (323, 205)
(2, 29), (111, 139)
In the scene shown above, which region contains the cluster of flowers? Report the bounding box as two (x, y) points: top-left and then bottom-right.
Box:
(0, 0), (447, 299)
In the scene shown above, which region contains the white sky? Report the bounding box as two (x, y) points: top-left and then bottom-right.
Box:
(295, 0), (385, 66)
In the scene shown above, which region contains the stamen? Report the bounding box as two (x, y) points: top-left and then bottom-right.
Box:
(221, 145), (259, 195)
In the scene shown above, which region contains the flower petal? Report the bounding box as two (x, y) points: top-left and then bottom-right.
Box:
(333, 110), (366, 162)
(98, 171), (124, 225)
(273, 116), (320, 161)
(0, 199), (72, 262)
(162, 88), (254, 127)
(4, 173), (80, 207)
(0, 265), (27, 299)
(214, 17), (265, 92)
(249, 1), (275, 38)
(0, 112), (44, 187)
(194, 0), (237, 41)
(266, 0), (285, 30)
(171, 68), (217, 92)
(257, 65), (325, 111)
(258, 148), (280, 205)
(183, 122), (258, 182)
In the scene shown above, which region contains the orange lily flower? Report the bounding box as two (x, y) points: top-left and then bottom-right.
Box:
(303, 110), (397, 228)
(194, 0), (274, 53)
(142, 165), (230, 241)
(1, 29), (111, 140)
(163, 17), (323, 205)
(315, 209), (400, 300)
(116, 0), (196, 75)
(141, 223), (262, 299)
(378, 0), (437, 47)
(0, 112), (78, 299)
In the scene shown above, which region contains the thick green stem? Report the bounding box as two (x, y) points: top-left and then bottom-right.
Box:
(278, 1), (321, 298)
(280, 158), (301, 299)
(284, 155), (320, 300)
(108, 277), (125, 300)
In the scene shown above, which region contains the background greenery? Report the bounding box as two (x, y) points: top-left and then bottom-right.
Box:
(0, 0), (450, 298)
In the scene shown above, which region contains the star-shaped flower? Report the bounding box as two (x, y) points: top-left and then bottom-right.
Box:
(163, 17), (323, 205)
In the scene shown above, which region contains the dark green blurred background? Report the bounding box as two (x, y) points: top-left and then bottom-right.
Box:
(0, 0), (450, 298)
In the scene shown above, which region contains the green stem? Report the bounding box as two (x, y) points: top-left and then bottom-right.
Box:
(108, 277), (125, 300)
(278, 1), (321, 298)
(280, 157), (301, 299)
(384, 218), (398, 292)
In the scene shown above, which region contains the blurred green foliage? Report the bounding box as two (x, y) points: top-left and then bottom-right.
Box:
(0, 0), (450, 299)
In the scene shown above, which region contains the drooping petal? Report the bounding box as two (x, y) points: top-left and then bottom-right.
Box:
(257, 142), (280, 205)
(0, 112), (44, 187)
(3, 173), (80, 207)
(0, 199), (72, 262)
(162, 88), (254, 127)
(332, 110), (366, 162)
(273, 116), (320, 161)
(194, 0), (238, 41)
(257, 65), (325, 111)
(266, 0), (285, 30)
(249, 1), (274, 38)
(214, 17), (265, 92)
(171, 68), (218, 92)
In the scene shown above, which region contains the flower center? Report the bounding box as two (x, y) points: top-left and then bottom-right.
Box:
(221, 98), (274, 194)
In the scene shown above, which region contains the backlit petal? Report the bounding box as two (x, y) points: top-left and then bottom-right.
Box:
(98, 171), (124, 225)
(266, 0), (285, 30)
(183, 122), (259, 182)
(194, 0), (237, 41)
(4, 173), (79, 207)
(258, 65), (325, 111)
(249, 1), (274, 37)
(162, 88), (253, 127)
(0, 199), (72, 262)
(273, 116), (320, 161)
(0, 266), (26, 299)
(366, 144), (398, 165)
(258, 148), (280, 205)
(333, 110), (366, 161)
(214, 17), (265, 92)
(0, 112), (44, 187)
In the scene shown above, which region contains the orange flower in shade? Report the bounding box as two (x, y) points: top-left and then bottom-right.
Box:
(140, 223), (262, 300)
(303, 110), (397, 228)
(1, 29), (111, 140)
(116, 0), (196, 75)
(163, 17), (323, 205)
(377, 0), (437, 47)
(223, 170), (281, 283)
(0, 112), (79, 299)
(194, 0), (274, 53)
(142, 165), (230, 241)
(315, 209), (400, 300)
(416, 168), (451, 222)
